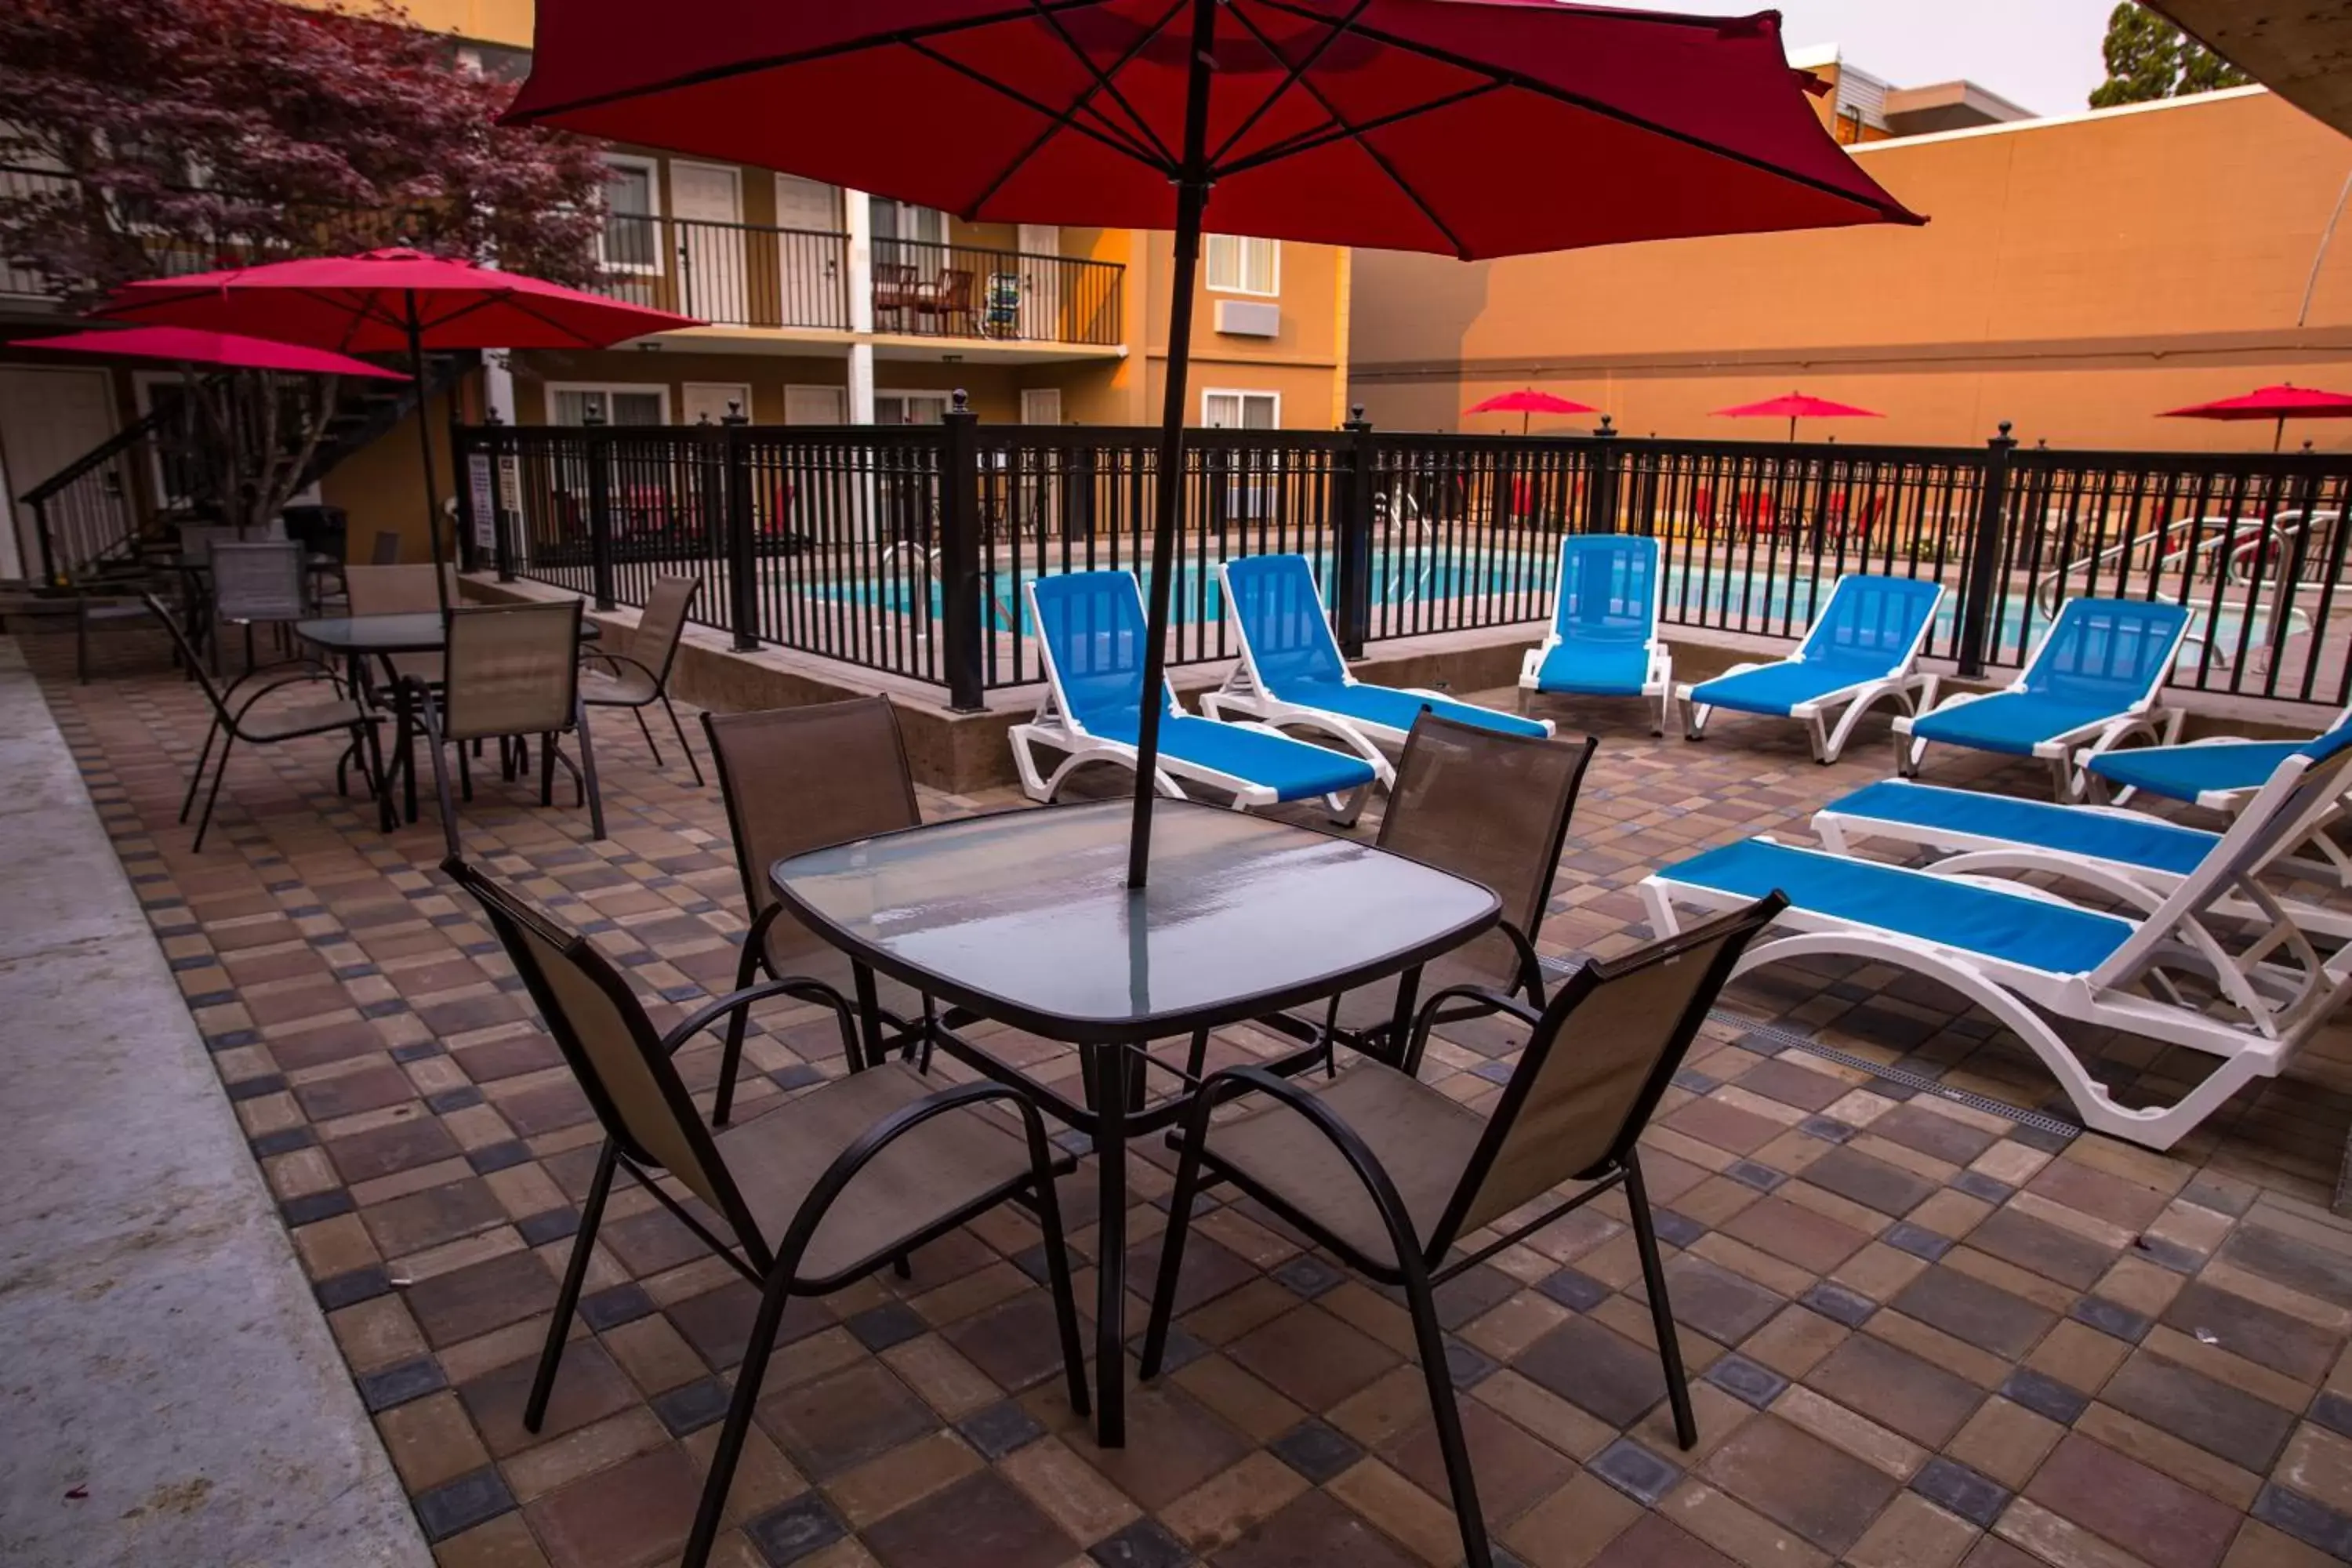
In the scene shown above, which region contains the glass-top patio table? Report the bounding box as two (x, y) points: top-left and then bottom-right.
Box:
(770, 797), (1501, 1446)
(296, 613), (601, 822)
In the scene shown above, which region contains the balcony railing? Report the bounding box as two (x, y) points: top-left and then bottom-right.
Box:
(871, 237), (1124, 347)
(591, 215), (1124, 347)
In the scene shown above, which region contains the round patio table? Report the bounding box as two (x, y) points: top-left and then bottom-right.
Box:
(769, 796), (1500, 1446)
(296, 612), (601, 822)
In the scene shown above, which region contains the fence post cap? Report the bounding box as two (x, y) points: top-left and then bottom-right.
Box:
(948, 388), (974, 419)
(720, 401), (750, 426)
(582, 405), (607, 427)
(1594, 414), (1617, 438)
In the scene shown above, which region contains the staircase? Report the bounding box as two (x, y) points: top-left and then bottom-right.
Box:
(15, 350), (478, 589)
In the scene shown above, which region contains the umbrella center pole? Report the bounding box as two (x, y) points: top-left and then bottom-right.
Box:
(1125, 0), (1221, 893)
(407, 303), (452, 615)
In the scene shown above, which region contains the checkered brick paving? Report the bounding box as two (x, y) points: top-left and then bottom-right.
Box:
(30, 623), (2352, 1568)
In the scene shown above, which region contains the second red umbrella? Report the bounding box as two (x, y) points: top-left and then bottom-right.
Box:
(1465, 389), (1599, 435)
(1715, 391), (1885, 442)
(2161, 383), (2352, 452)
(96, 248), (701, 608)
(17, 325), (410, 379)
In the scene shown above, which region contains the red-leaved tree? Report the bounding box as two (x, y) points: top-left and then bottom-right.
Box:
(0, 0), (616, 550)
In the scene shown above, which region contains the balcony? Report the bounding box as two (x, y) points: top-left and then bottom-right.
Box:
(593, 214), (1124, 347)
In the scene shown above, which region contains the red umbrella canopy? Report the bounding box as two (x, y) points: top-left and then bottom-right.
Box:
(16, 325), (408, 379)
(1712, 393), (1882, 420)
(1465, 390), (1598, 416)
(91, 248), (699, 353)
(502, 0), (1923, 259)
(2160, 384), (2352, 420)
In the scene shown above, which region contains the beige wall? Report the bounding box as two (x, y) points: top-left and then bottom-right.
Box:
(319, 383), (468, 565)
(1134, 234), (1351, 430)
(1350, 88), (2352, 452)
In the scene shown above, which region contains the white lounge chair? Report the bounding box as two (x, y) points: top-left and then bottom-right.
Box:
(1200, 554), (1553, 789)
(1518, 535), (1673, 733)
(1010, 569), (1377, 820)
(2083, 705), (2352, 812)
(1896, 596), (2191, 797)
(1637, 727), (2352, 1149)
(1679, 574), (1944, 763)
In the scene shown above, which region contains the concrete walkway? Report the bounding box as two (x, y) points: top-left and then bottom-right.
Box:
(0, 641), (428, 1567)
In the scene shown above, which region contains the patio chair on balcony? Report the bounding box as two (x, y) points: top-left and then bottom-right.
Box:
(702, 698), (944, 1123)
(1294, 713), (1596, 1068)
(1680, 573), (1944, 763)
(139, 593), (390, 850)
(580, 573), (703, 785)
(1896, 595), (2191, 796)
(871, 260), (920, 332)
(913, 267), (976, 336)
(444, 856), (1087, 1568)
(1010, 570), (1378, 820)
(1203, 554), (1553, 786)
(1638, 727), (2352, 1149)
(1517, 534), (1673, 732)
(1141, 895), (1785, 1568)
(416, 600), (604, 857)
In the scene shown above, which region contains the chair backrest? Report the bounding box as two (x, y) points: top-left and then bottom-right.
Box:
(178, 524), (238, 565)
(1379, 714), (1595, 987)
(370, 529), (403, 565)
(1222, 555), (1346, 693)
(1433, 895), (1786, 1251)
(1028, 570), (1169, 738)
(703, 699), (922, 964)
(440, 601), (582, 742)
(1550, 535), (1660, 648)
(2018, 597), (2190, 709)
(210, 542), (310, 622)
(632, 575), (702, 684)
(1796, 574), (1943, 673)
(445, 858), (764, 1250)
(345, 563), (456, 616)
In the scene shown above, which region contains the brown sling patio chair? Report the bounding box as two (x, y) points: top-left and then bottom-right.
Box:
(445, 856), (1087, 1568)
(416, 600), (604, 856)
(1141, 894), (1788, 1568)
(1301, 714), (1596, 1069)
(702, 698), (942, 1123)
(580, 572), (705, 785)
(207, 540), (310, 676)
(141, 593), (390, 849)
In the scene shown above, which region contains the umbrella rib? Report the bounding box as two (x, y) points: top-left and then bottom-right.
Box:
(1247, 0), (1922, 224)
(502, 0), (1117, 123)
(1206, 0), (1373, 169)
(1218, 0), (1468, 256)
(902, 36), (1174, 175)
(1217, 81), (1502, 176)
(1024, 0), (1178, 168)
(957, 0), (1192, 214)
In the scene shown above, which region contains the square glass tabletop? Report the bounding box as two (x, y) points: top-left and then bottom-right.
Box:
(769, 797), (1501, 1044)
(296, 612), (600, 654)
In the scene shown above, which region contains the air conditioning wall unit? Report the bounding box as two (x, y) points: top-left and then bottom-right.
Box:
(1214, 299), (1281, 338)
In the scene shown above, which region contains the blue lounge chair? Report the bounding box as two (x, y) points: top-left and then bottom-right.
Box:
(1639, 730), (2352, 1149)
(2082, 705), (2352, 811)
(1896, 596), (2191, 797)
(1011, 570), (1377, 819)
(1680, 574), (1944, 763)
(1201, 554), (1553, 786)
(1517, 535), (1672, 732)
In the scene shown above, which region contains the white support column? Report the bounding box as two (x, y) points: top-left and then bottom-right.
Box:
(845, 188), (877, 426)
(482, 347), (517, 425)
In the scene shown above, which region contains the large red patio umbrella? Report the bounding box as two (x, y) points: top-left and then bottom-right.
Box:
(2161, 383), (2352, 452)
(503, 0), (1923, 886)
(93, 249), (700, 608)
(1465, 388), (1599, 435)
(17, 325), (410, 379)
(1714, 390), (1884, 441)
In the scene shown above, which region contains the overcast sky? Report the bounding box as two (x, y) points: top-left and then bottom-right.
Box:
(1606, 0), (2120, 118)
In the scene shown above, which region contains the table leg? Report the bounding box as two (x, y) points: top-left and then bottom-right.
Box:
(1391, 962), (1426, 1074)
(1091, 1040), (1128, 1448)
(392, 676), (419, 823)
(852, 962), (884, 1073)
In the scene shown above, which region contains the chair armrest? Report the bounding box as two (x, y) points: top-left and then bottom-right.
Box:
(659, 975), (852, 1057)
(582, 650), (662, 691)
(227, 668), (350, 725)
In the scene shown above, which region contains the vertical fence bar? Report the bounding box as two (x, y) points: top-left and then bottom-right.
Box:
(1583, 416), (1621, 533)
(938, 391), (986, 712)
(583, 409), (618, 612)
(1954, 422), (2016, 678)
(1334, 410), (1375, 657)
(721, 408), (759, 652)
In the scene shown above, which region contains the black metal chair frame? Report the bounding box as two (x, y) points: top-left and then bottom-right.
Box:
(445, 855), (1090, 1568)
(1140, 895), (1787, 1568)
(581, 575), (706, 786)
(139, 593), (392, 849)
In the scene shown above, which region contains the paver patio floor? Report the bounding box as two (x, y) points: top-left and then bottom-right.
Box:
(28, 623), (2352, 1568)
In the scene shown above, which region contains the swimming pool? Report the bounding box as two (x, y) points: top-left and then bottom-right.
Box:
(825, 545), (2288, 666)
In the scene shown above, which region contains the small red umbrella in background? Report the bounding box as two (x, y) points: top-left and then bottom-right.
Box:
(1465, 389), (1599, 436)
(16, 325), (410, 379)
(503, 0), (1924, 893)
(1714, 391), (1884, 442)
(94, 248), (700, 608)
(2160, 383), (2352, 452)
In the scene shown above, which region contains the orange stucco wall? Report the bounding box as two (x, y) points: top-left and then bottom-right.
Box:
(1349, 88), (2352, 451)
